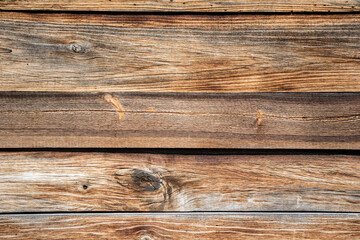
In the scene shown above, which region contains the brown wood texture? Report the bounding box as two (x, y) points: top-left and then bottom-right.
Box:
(1, 92), (359, 149)
(0, 151), (359, 212)
(1, 0), (360, 12)
(1, 213), (359, 239)
(1, 12), (360, 93)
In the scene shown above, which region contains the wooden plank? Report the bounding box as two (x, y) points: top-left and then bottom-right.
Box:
(0, 0), (360, 12)
(0, 151), (359, 212)
(0, 92), (359, 149)
(1, 13), (360, 93)
(0, 213), (359, 239)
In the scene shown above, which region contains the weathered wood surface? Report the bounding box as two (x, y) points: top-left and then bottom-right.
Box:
(1, 0), (360, 12)
(0, 92), (359, 149)
(1, 13), (360, 93)
(0, 151), (359, 212)
(0, 213), (359, 239)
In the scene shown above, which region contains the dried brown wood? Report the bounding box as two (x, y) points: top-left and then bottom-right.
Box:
(0, 152), (359, 212)
(1, 13), (360, 92)
(0, 213), (359, 239)
(0, 0), (359, 12)
(0, 92), (359, 149)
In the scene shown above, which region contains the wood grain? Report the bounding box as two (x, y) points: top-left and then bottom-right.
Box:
(0, 213), (359, 239)
(0, 151), (359, 212)
(1, 12), (360, 92)
(0, 92), (359, 149)
(1, 0), (360, 12)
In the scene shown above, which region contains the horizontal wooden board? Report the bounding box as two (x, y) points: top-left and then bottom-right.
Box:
(1, 0), (360, 12)
(0, 213), (359, 239)
(0, 152), (359, 212)
(1, 13), (360, 92)
(0, 92), (359, 149)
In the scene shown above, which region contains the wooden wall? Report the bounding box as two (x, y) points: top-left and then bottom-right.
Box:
(0, 1), (359, 239)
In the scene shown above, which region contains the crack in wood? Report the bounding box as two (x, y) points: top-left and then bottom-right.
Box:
(0, 47), (12, 53)
(1, 109), (359, 123)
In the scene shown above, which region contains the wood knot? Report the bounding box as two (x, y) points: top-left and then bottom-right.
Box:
(71, 43), (84, 53)
(115, 169), (163, 192)
(131, 169), (161, 192)
(115, 168), (173, 208)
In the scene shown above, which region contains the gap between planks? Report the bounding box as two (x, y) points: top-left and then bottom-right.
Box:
(1, 212), (359, 216)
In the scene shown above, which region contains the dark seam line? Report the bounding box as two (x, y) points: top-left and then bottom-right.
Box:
(0, 211), (359, 215)
(0, 148), (359, 155)
(1, 92), (360, 96)
(1, 9), (360, 15)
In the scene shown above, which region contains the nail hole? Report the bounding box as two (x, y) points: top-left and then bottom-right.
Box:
(83, 185), (88, 190)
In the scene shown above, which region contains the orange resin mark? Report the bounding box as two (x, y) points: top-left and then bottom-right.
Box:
(104, 94), (125, 120)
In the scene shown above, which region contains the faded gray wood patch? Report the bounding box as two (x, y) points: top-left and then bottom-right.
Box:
(0, 152), (359, 212)
(0, 213), (359, 239)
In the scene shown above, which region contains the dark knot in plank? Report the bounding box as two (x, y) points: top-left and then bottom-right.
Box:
(131, 169), (161, 192)
(115, 168), (167, 193)
(115, 168), (174, 209)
